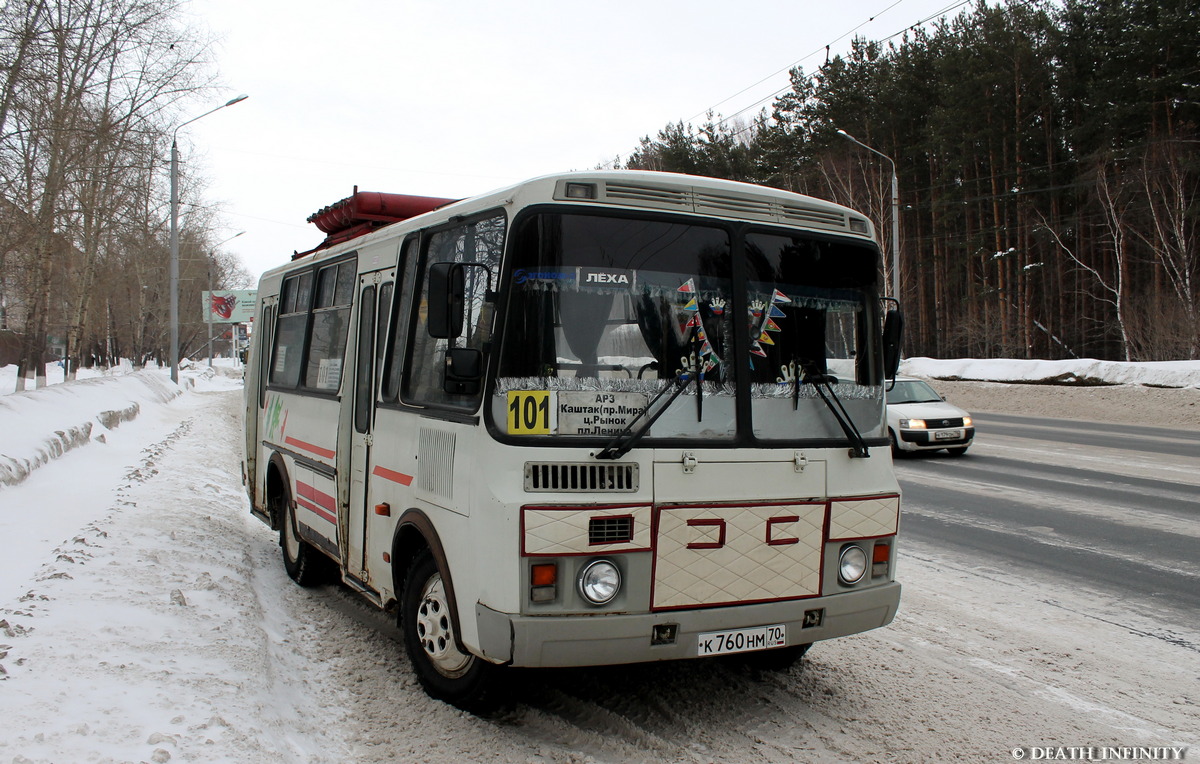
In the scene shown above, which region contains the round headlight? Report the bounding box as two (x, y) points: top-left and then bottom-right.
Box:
(578, 559), (621, 605)
(838, 545), (868, 585)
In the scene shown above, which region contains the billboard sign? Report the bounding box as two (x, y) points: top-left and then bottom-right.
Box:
(202, 290), (257, 323)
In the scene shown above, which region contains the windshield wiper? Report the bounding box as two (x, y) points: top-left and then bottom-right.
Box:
(805, 370), (871, 459)
(594, 373), (690, 460)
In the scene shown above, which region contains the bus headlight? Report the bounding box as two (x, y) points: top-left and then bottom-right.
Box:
(838, 545), (868, 585)
(578, 559), (621, 605)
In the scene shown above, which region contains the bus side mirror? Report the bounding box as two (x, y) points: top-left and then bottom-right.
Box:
(444, 348), (482, 395)
(882, 309), (903, 379)
(428, 262), (464, 339)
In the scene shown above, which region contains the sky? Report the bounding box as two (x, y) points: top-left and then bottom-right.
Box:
(176, 0), (974, 282)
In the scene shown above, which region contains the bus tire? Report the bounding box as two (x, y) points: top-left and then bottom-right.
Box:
(401, 549), (495, 710)
(281, 500), (328, 587)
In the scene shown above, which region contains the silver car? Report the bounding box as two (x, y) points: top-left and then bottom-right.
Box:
(886, 378), (974, 456)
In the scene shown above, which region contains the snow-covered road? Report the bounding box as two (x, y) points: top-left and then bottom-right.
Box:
(1, 384), (1197, 763)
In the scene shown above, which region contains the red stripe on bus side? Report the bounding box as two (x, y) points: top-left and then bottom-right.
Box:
(285, 436), (336, 460)
(296, 481), (336, 511)
(372, 465), (414, 486)
(295, 495), (336, 525)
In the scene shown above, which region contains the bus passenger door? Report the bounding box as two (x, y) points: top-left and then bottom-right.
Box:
(347, 276), (388, 582)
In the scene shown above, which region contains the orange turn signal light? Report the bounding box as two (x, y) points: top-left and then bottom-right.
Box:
(531, 563), (557, 587)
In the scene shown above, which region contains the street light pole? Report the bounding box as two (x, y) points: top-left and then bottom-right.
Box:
(836, 129), (900, 300)
(170, 94), (248, 384)
(207, 231), (246, 368)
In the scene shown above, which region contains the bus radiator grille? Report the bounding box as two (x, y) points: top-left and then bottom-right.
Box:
(523, 462), (639, 493)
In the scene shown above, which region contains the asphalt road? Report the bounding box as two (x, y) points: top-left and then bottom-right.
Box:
(895, 414), (1200, 626)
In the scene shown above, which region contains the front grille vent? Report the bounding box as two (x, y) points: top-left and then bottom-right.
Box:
(928, 417), (965, 429)
(589, 515), (634, 545)
(524, 462), (639, 493)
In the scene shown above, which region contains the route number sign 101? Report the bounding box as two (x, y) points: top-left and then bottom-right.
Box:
(507, 391), (556, 434)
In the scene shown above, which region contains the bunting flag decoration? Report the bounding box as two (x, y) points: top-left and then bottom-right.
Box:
(678, 279), (696, 294)
(750, 342), (768, 357)
(758, 331), (775, 346)
(684, 297), (699, 312)
(684, 314), (700, 328)
(769, 305), (786, 318)
(772, 289), (791, 304)
(764, 317), (782, 332)
(701, 341), (714, 356)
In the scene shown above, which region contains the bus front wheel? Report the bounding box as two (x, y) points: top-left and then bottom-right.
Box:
(400, 549), (495, 710)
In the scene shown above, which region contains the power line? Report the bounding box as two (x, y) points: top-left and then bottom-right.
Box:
(683, 0), (911, 125)
(608, 0), (978, 166)
(704, 0), (975, 132)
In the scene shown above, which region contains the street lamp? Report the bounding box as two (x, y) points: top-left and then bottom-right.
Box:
(206, 231), (246, 368)
(836, 128), (900, 299)
(170, 94), (248, 383)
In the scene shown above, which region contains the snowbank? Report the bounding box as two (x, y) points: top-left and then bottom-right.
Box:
(902, 357), (1200, 389)
(0, 363), (244, 488)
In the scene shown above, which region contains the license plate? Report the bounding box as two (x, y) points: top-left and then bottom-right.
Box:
(697, 624), (786, 656)
(934, 429), (962, 440)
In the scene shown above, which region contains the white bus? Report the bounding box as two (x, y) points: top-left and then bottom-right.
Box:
(244, 171), (905, 708)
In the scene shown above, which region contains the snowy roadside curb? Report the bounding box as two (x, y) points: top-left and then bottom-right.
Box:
(902, 357), (1200, 389)
(0, 372), (182, 487)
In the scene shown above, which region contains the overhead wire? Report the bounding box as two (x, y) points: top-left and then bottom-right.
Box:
(697, 0), (974, 133)
(682, 0), (910, 125)
(606, 0), (977, 168)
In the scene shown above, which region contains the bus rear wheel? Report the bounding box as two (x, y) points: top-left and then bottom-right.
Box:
(400, 549), (495, 710)
(280, 501), (328, 586)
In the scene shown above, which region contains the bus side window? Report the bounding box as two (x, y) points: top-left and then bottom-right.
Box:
(258, 304), (275, 407)
(304, 257), (357, 392)
(402, 214), (504, 407)
(354, 286), (377, 433)
(375, 282), (394, 394)
(382, 236), (417, 402)
(269, 271), (312, 388)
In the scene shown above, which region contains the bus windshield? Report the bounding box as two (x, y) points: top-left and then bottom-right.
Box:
(493, 210), (885, 444)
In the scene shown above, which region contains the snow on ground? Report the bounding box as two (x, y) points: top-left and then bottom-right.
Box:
(899, 358), (1200, 429)
(902, 356), (1200, 389)
(0, 358), (1196, 762)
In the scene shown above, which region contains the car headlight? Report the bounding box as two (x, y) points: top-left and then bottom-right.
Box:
(963, 416), (973, 427)
(899, 418), (926, 429)
(838, 545), (868, 585)
(578, 559), (621, 605)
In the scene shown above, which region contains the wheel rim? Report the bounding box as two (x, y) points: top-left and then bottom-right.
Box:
(415, 572), (473, 678)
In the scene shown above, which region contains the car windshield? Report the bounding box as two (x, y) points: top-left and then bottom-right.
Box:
(887, 380), (942, 404)
(493, 210), (886, 445)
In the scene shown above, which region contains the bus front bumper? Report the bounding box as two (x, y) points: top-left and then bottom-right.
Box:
(474, 582), (901, 668)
